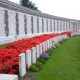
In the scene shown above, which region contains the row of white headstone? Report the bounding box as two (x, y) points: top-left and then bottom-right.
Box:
(19, 34), (67, 77)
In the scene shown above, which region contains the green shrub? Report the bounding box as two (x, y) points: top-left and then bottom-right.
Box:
(29, 64), (39, 72)
(54, 43), (60, 47)
(47, 48), (54, 56)
(37, 58), (46, 64)
(34, 62), (43, 70)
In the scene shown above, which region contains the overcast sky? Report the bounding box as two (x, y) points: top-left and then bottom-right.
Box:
(9, 0), (80, 20)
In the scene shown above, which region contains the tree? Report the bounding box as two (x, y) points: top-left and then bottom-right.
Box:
(20, 0), (39, 11)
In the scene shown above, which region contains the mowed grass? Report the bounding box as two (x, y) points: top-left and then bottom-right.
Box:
(0, 43), (10, 48)
(35, 35), (80, 80)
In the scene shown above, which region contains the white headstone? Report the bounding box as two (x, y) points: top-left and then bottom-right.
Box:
(46, 40), (49, 50)
(36, 45), (40, 59)
(42, 42), (45, 52)
(0, 74), (18, 80)
(45, 41), (47, 51)
(31, 47), (36, 63)
(26, 50), (31, 68)
(47, 40), (50, 49)
(39, 43), (42, 55)
(50, 38), (52, 48)
(19, 53), (26, 77)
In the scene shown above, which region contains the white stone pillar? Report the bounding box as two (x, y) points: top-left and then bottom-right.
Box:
(36, 45), (40, 59)
(26, 50), (31, 68)
(19, 53), (26, 77)
(31, 47), (36, 63)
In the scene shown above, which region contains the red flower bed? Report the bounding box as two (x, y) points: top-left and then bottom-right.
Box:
(0, 33), (60, 74)
(62, 31), (72, 37)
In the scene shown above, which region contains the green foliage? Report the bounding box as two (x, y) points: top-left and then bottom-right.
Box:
(46, 47), (54, 56)
(34, 62), (43, 70)
(54, 43), (60, 47)
(37, 58), (46, 64)
(20, 0), (39, 11)
(29, 64), (39, 72)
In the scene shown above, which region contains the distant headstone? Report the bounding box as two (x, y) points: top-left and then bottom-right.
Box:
(39, 43), (42, 55)
(19, 53), (26, 77)
(36, 45), (40, 59)
(31, 47), (36, 63)
(26, 50), (31, 68)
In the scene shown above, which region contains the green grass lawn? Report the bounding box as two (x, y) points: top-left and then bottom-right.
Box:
(0, 43), (10, 48)
(35, 35), (80, 80)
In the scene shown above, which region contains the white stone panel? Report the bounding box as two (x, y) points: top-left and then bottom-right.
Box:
(0, 74), (18, 80)
(55, 20), (57, 32)
(67, 22), (69, 31)
(31, 47), (36, 63)
(33, 16), (37, 33)
(58, 21), (60, 32)
(8, 10), (16, 36)
(19, 53), (26, 77)
(62, 21), (64, 32)
(43, 18), (47, 32)
(48, 19), (50, 32)
(38, 17), (42, 33)
(18, 12), (25, 35)
(0, 7), (6, 37)
(26, 14), (32, 34)
(26, 50), (31, 68)
(52, 20), (54, 32)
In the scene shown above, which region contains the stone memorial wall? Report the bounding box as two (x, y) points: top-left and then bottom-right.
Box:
(0, 0), (80, 45)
